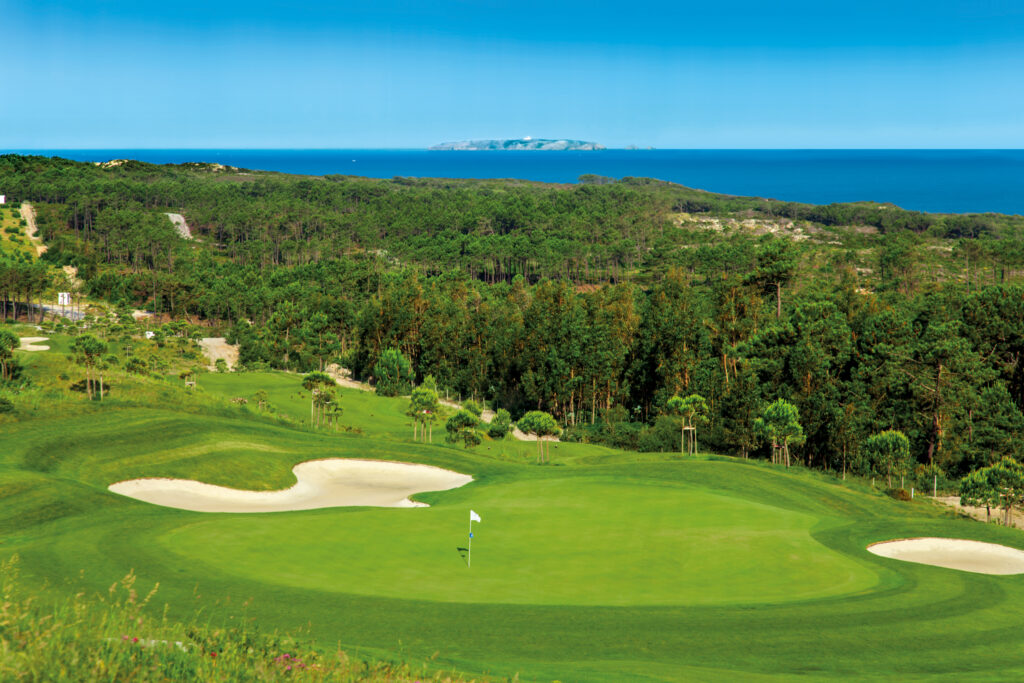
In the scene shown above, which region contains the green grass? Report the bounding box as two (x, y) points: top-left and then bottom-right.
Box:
(198, 370), (621, 462)
(164, 477), (877, 606)
(5, 367), (1024, 680)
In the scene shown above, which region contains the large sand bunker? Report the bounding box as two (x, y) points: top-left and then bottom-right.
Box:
(109, 459), (472, 513)
(868, 537), (1024, 575)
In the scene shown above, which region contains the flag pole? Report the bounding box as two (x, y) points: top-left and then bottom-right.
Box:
(468, 516), (473, 568)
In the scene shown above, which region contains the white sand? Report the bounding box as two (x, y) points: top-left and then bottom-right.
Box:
(165, 213), (192, 240)
(867, 537), (1024, 575)
(198, 337), (239, 370)
(18, 336), (49, 351)
(108, 458), (472, 513)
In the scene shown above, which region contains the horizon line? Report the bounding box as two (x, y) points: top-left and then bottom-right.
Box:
(4, 147), (1024, 152)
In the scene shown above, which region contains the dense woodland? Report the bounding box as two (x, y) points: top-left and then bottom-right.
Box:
(2, 154), (1024, 480)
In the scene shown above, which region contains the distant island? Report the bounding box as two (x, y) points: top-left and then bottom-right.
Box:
(430, 137), (605, 151)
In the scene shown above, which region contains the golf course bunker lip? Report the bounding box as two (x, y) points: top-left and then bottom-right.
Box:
(108, 459), (473, 513)
(867, 537), (1024, 575)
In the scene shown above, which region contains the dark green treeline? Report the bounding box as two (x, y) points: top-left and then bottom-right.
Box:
(2, 154), (1024, 478)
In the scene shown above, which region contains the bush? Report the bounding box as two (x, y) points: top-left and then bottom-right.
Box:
(888, 488), (912, 501)
(445, 409), (481, 448)
(0, 396), (13, 413)
(214, 358), (228, 373)
(372, 348), (413, 397)
(637, 415), (679, 452)
(463, 399), (483, 417)
(562, 419), (643, 450)
(125, 357), (148, 374)
(487, 408), (512, 439)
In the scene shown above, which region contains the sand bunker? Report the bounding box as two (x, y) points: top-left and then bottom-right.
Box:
(18, 337), (49, 351)
(868, 537), (1024, 575)
(108, 459), (472, 513)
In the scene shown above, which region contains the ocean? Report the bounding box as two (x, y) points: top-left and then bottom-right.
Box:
(8, 149), (1024, 215)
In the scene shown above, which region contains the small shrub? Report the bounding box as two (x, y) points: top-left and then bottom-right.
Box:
(463, 399), (483, 417)
(888, 488), (912, 501)
(445, 409), (481, 448)
(487, 408), (512, 439)
(125, 357), (148, 374)
(215, 358), (228, 373)
(0, 396), (13, 413)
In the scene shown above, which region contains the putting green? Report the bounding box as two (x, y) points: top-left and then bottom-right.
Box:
(162, 477), (878, 606)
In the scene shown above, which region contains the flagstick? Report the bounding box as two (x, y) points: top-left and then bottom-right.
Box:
(468, 517), (473, 568)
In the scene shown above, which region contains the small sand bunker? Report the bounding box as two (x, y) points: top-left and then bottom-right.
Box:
(18, 337), (49, 351)
(868, 537), (1024, 575)
(109, 459), (472, 513)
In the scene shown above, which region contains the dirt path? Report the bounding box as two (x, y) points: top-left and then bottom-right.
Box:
(324, 363), (374, 391)
(935, 495), (1024, 529)
(197, 337), (239, 370)
(20, 203), (47, 256)
(165, 213), (192, 240)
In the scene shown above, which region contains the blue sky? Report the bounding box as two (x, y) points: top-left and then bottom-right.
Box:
(3, 0), (1023, 148)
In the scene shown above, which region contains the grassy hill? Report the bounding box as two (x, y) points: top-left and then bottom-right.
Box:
(3, 343), (1024, 680)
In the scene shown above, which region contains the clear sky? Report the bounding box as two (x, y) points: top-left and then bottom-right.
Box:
(3, 0), (1023, 148)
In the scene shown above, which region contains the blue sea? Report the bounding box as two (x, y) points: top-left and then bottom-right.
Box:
(9, 149), (1024, 215)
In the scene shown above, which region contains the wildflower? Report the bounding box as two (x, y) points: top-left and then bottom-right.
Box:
(132, 637), (139, 643)
(121, 635), (129, 641)
(211, 652), (218, 658)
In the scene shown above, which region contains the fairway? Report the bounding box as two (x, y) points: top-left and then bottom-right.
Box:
(164, 477), (877, 606)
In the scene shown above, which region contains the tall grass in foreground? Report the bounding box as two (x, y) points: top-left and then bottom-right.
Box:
(0, 558), (495, 682)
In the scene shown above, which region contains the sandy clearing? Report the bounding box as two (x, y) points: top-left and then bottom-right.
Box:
(18, 336), (49, 351)
(165, 213), (192, 240)
(324, 363), (373, 391)
(108, 458), (472, 513)
(935, 495), (1024, 529)
(198, 337), (238, 370)
(867, 537), (1024, 575)
(20, 203), (47, 256)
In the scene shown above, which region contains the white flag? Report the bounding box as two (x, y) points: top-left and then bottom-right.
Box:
(470, 510), (481, 523)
